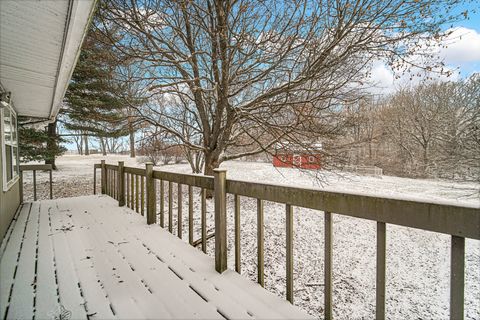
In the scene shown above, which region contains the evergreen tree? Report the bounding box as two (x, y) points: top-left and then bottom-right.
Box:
(18, 119), (66, 169)
(62, 25), (127, 151)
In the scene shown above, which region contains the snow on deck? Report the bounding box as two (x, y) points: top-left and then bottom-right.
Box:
(0, 195), (312, 320)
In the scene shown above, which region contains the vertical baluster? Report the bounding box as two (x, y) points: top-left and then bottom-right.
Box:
(160, 180), (165, 227)
(146, 163), (155, 225)
(135, 174), (139, 213)
(178, 183), (183, 239)
(141, 175), (145, 216)
(257, 198), (264, 287)
(126, 173), (130, 208)
(112, 170), (115, 198)
(118, 162), (125, 207)
(19, 170), (24, 203)
(450, 235), (465, 320)
(33, 170), (37, 201)
(101, 160), (106, 195)
(376, 221), (386, 320)
(49, 169), (53, 199)
(286, 204), (293, 303)
(234, 194), (241, 273)
(168, 181), (173, 232)
(188, 185), (193, 245)
(110, 170), (112, 198)
(130, 172), (134, 209)
(201, 188), (207, 253)
(324, 211), (333, 320)
(93, 167), (96, 195)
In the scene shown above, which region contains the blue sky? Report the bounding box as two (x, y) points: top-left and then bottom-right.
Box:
(64, 2), (480, 150)
(369, 4), (480, 94)
(446, 2), (480, 76)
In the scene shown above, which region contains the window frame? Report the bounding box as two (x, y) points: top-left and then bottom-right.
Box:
(1, 103), (19, 191)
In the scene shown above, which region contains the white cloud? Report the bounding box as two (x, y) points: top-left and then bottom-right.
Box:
(367, 62), (395, 94)
(366, 61), (461, 95)
(440, 27), (480, 63)
(365, 28), (480, 95)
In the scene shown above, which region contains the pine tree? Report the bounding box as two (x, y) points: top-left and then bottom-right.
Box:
(62, 25), (127, 150)
(19, 119), (66, 169)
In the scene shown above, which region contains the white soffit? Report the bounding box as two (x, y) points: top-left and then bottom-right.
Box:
(0, 0), (96, 119)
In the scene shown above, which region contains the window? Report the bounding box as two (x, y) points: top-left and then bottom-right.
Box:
(309, 156), (315, 163)
(2, 103), (19, 191)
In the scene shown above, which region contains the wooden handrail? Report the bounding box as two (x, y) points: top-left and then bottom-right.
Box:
(95, 161), (479, 320)
(226, 179), (479, 240)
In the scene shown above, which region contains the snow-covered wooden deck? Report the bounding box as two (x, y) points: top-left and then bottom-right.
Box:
(0, 195), (311, 320)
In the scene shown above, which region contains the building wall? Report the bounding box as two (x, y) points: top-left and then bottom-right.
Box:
(0, 116), (21, 242)
(273, 153), (322, 170)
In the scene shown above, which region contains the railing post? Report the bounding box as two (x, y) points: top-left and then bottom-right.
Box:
(145, 162), (156, 225)
(101, 160), (106, 194)
(118, 161), (125, 207)
(214, 169), (227, 273)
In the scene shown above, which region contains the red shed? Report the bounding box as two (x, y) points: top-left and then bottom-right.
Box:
(272, 143), (322, 170)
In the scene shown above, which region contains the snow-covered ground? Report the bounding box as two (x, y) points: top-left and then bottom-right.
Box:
(22, 155), (480, 319)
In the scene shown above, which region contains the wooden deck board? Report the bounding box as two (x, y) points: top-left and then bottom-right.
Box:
(49, 202), (88, 319)
(86, 208), (222, 319)
(7, 202), (38, 319)
(36, 201), (60, 319)
(0, 203), (31, 319)
(0, 195), (313, 320)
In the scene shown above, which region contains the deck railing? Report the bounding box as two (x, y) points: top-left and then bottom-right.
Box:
(19, 164), (53, 202)
(94, 161), (480, 320)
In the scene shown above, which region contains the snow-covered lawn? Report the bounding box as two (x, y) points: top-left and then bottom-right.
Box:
(22, 155), (480, 319)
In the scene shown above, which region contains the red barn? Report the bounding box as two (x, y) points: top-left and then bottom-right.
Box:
(272, 143), (322, 170)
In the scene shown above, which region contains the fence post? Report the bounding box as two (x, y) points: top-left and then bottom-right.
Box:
(214, 169), (227, 273)
(101, 160), (106, 194)
(146, 162), (156, 225)
(118, 161), (125, 206)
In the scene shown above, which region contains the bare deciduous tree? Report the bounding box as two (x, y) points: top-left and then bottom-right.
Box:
(98, 0), (468, 175)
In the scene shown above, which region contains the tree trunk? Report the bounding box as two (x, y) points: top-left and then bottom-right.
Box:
(76, 134), (83, 155)
(128, 116), (135, 158)
(100, 137), (107, 156)
(84, 134), (90, 155)
(422, 146), (429, 176)
(203, 152), (220, 176)
(203, 151), (220, 198)
(45, 120), (57, 170)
